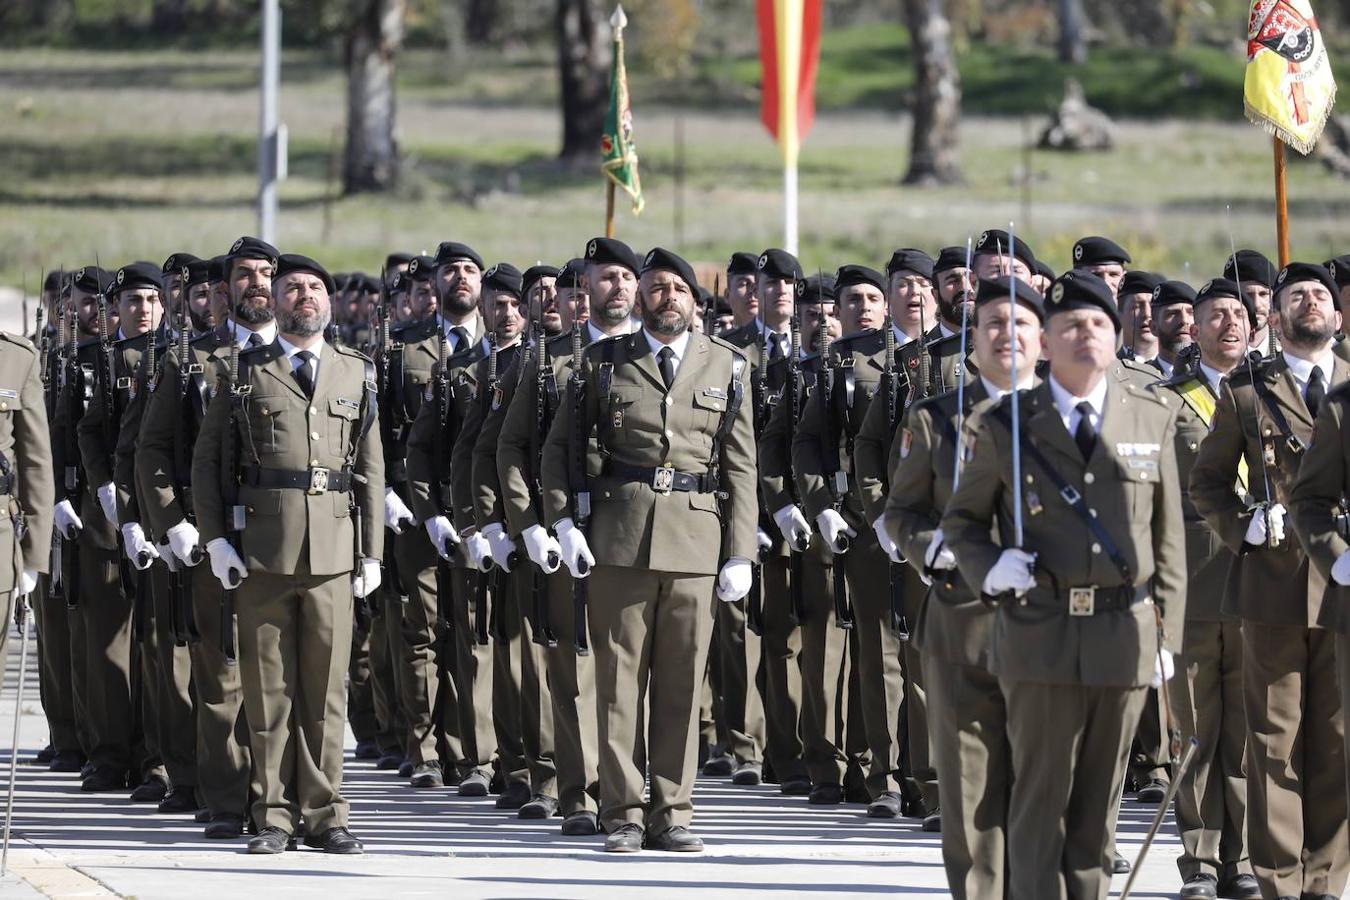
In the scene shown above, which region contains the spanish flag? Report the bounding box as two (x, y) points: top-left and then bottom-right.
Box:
(757, 0), (823, 167)
(1245, 0), (1337, 154)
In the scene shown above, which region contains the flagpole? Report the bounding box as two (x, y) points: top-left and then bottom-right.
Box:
(606, 181), (616, 238)
(1273, 136), (1290, 266)
(784, 147), (798, 255)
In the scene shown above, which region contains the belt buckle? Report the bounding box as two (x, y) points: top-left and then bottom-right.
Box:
(308, 466), (331, 495)
(653, 466), (675, 494)
(1068, 586), (1095, 617)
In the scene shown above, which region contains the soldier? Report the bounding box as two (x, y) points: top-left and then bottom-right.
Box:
(724, 252), (759, 330)
(885, 248), (937, 346)
(542, 246), (756, 852)
(884, 276), (1041, 899)
(1191, 262), (1349, 900)
(192, 251), (383, 855)
(1223, 250), (1277, 358)
(1148, 281), (1197, 379)
(1155, 277), (1260, 900)
(942, 270), (1186, 899)
(523, 264), (562, 337)
(1070, 236), (1132, 298)
(972, 229), (1035, 284)
(1117, 270), (1166, 364)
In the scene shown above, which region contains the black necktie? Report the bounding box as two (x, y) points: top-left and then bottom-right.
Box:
(293, 350), (316, 399)
(768, 333), (784, 361)
(1307, 366), (1326, 418)
(450, 326), (471, 353)
(246, 332), (264, 349)
(657, 346), (676, 390)
(1074, 401), (1097, 460)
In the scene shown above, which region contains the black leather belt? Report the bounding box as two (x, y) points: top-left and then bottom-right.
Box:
(1019, 582), (1150, 616)
(241, 465), (352, 494)
(606, 461), (715, 494)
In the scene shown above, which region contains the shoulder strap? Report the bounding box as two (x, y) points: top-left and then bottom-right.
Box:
(345, 357), (379, 471)
(1252, 371), (1307, 456)
(708, 355), (745, 482)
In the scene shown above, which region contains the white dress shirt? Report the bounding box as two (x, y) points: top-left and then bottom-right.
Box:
(439, 315), (479, 353)
(233, 320), (277, 349)
(1198, 361), (1228, 397)
(1048, 373), (1109, 439)
(276, 334), (322, 383)
(1282, 347), (1335, 398)
(643, 327), (691, 378)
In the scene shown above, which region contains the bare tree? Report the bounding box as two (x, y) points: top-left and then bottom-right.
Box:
(344, 0), (406, 193)
(902, 0), (963, 185)
(556, 0), (609, 163)
(1058, 0), (1087, 63)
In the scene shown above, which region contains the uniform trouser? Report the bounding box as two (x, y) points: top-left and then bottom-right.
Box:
(1002, 679), (1146, 900)
(36, 568), (84, 755)
(1241, 621), (1348, 899)
(544, 567), (598, 816)
(150, 563), (196, 790)
(925, 652), (1010, 900)
(189, 563), (251, 819)
(493, 566), (556, 796)
(369, 586), (407, 756)
(79, 540), (134, 774)
(396, 528), (459, 769)
(759, 555), (808, 783)
(136, 592), (164, 784)
(451, 566), (496, 777)
(1130, 688), (1170, 786)
(712, 588), (765, 766)
(55, 541), (92, 757)
(1174, 618), (1250, 882)
(236, 568), (353, 834)
(791, 553), (850, 787)
(347, 616), (378, 743)
(589, 566), (717, 834)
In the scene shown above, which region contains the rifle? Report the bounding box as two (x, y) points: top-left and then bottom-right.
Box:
(741, 327), (767, 637)
(525, 295), (558, 648)
(219, 284), (248, 665)
(431, 309), (461, 644)
(882, 309), (909, 641)
(704, 273), (719, 337)
(567, 317), (592, 655)
(171, 266), (202, 646)
(782, 301), (809, 626)
(130, 302), (160, 641)
(818, 289), (854, 630)
(473, 331), (499, 647)
(59, 273), (84, 610)
(374, 267), (410, 624)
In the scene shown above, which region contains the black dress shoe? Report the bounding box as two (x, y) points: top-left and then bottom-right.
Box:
(518, 794), (559, 819)
(353, 739), (380, 761)
(49, 751), (85, 773)
(1137, 777), (1169, 804)
(204, 814), (246, 840)
(458, 768), (491, 797)
(130, 775), (169, 803)
(410, 761), (444, 789)
(645, 825), (703, 852)
(808, 783), (842, 805)
(1216, 873), (1260, 899)
(304, 826), (364, 855)
(1299, 894), (1338, 900)
(922, 808), (941, 832)
(376, 752), (402, 771)
(81, 767), (127, 793)
(397, 759), (414, 778)
(495, 780), (531, 809)
(1179, 873), (1218, 899)
(1113, 851), (1132, 874)
(702, 754), (734, 777)
(194, 807), (213, 824)
(158, 787), (200, 814)
(731, 761), (762, 786)
(604, 822), (644, 853)
(33, 744), (55, 765)
(560, 811), (598, 835)
(247, 826), (293, 854)
(780, 775), (812, 796)
(867, 791), (903, 818)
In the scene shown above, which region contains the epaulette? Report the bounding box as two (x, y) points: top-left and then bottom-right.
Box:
(239, 339), (280, 362)
(0, 332), (37, 354)
(1223, 354), (1268, 388)
(545, 330), (574, 351)
(581, 332), (626, 359)
(831, 327), (882, 350)
(1116, 356), (1164, 385)
(718, 321), (757, 349)
(77, 336), (100, 350)
(391, 316), (438, 342)
(333, 342), (375, 365)
(926, 330), (965, 354)
(1326, 377), (1350, 402)
(708, 334), (748, 361)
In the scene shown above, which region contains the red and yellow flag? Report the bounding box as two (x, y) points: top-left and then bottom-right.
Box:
(757, 0), (823, 166)
(1245, 0), (1337, 154)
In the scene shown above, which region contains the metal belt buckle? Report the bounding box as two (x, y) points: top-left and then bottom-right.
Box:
(1068, 586), (1095, 617)
(308, 466), (331, 495)
(1059, 485), (1082, 505)
(1287, 435), (1306, 455)
(653, 466), (675, 494)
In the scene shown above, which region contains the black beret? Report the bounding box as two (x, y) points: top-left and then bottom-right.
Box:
(406, 255), (436, 282)
(558, 258), (587, 288)
(1034, 258), (1057, 283)
(185, 259), (214, 288)
(641, 247), (699, 293)
(584, 237), (640, 275)
(798, 273), (837, 305)
(353, 272), (382, 294)
(1323, 255), (1350, 289)
(522, 264), (560, 297)
(973, 228), (1037, 270)
(208, 256), (227, 283)
(1275, 262), (1339, 306)
(434, 241), (485, 272)
(226, 236), (279, 267)
(1223, 249), (1277, 289)
(885, 248), (935, 280)
(974, 277), (1045, 322)
(1071, 235), (1132, 267)
(1046, 271), (1121, 330)
(1195, 277), (1255, 324)
(1151, 280), (1196, 308)
(113, 261), (163, 294)
(834, 264), (886, 294)
(384, 252), (414, 271)
(1119, 270), (1165, 297)
(70, 266), (113, 295)
(482, 262), (523, 297)
(274, 253), (336, 296)
(43, 270), (63, 293)
(727, 252), (759, 276)
(162, 252), (201, 275)
(932, 246), (969, 275)
(389, 271), (410, 294)
(756, 248), (803, 282)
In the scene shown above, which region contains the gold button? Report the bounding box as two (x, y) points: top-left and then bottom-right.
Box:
(665, 396), (673, 406)
(309, 406), (317, 415)
(311, 431), (320, 440)
(1138, 471), (1147, 480)
(665, 429), (673, 438)
(1024, 474), (1034, 484)
(1091, 542), (1102, 554)
(1084, 472), (1095, 485)
(1089, 508), (1097, 517)
(1189, 442), (1198, 451)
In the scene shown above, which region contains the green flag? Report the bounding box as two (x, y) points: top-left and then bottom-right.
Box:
(601, 5), (643, 215)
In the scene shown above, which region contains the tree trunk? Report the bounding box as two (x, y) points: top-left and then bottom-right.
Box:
(344, 0), (405, 194)
(1058, 0), (1087, 64)
(902, 0), (963, 185)
(556, 0), (609, 163)
(464, 0), (500, 42)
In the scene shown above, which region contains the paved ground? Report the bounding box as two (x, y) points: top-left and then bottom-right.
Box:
(0, 621), (1193, 899)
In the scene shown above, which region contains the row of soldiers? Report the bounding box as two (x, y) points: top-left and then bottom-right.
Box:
(8, 229), (1350, 898)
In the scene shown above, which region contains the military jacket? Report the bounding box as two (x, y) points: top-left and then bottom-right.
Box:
(0, 333), (54, 589)
(1291, 380), (1350, 633)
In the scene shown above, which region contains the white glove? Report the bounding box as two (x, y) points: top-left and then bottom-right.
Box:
(206, 537), (248, 589)
(1151, 648), (1176, 689)
(982, 548), (1036, 597)
(17, 569), (37, 598)
(120, 523), (160, 571)
(166, 520), (203, 567)
(815, 509), (857, 555)
(54, 500), (83, 540)
(1332, 549), (1350, 586)
(424, 515), (461, 560)
(772, 504), (811, 551)
(352, 557), (382, 599)
(555, 517), (596, 580)
(97, 481), (119, 527)
(521, 524), (562, 574)
(716, 557), (754, 602)
(756, 528), (773, 555)
(872, 514), (903, 563)
(481, 522), (517, 572)
(1244, 502), (1286, 546)
(464, 531), (492, 573)
(924, 528), (957, 572)
(384, 488), (415, 534)
(157, 540), (179, 573)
